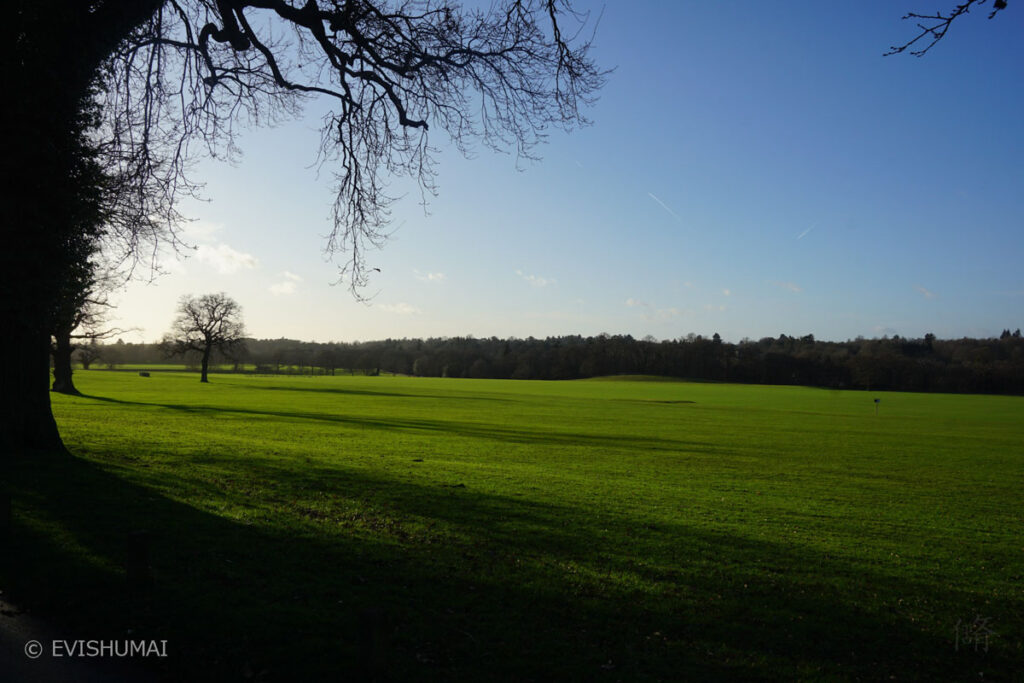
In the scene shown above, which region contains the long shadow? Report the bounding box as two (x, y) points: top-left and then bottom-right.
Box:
(4, 451), (1019, 681)
(79, 394), (728, 455)
(237, 383), (512, 402)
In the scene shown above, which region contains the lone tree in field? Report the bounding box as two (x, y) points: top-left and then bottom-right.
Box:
(2, 0), (605, 456)
(163, 293), (246, 383)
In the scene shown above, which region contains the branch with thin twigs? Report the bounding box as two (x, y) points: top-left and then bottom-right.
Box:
(886, 0), (1008, 56)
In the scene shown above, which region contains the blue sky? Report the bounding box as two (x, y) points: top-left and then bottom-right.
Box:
(111, 1), (1024, 343)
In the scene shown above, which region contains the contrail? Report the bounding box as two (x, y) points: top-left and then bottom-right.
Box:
(647, 192), (681, 222)
(796, 225), (815, 240)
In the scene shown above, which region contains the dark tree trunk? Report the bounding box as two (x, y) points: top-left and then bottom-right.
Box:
(201, 347), (211, 383)
(2, 1), (161, 459)
(0, 328), (67, 457)
(51, 328), (80, 395)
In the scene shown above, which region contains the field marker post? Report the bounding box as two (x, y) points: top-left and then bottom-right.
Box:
(874, 398), (881, 416)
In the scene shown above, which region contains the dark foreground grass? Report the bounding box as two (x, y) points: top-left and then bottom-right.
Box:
(4, 372), (1023, 681)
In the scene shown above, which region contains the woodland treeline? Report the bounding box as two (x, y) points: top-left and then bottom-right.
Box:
(78, 329), (1024, 395)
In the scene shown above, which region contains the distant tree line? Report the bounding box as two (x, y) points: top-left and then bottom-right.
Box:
(71, 329), (1024, 395)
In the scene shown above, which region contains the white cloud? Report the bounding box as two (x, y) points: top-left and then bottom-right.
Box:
(379, 302), (421, 315)
(722, 288), (731, 296)
(415, 270), (447, 282)
(704, 304), (727, 312)
(914, 285), (936, 299)
(269, 271), (303, 295)
(625, 297), (649, 308)
(195, 243), (259, 274)
(655, 307), (682, 320)
(181, 221), (224, 243)
(516, 270), (555, 288)
(772, 281), (802, 293)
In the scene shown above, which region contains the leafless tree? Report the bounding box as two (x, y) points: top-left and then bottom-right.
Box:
(887, 0), (1008, 56)
(4, 0), (605, 454)
(76, 341), (105, 371)
(50, 262), (132, 395)
(162, 293), (247, 382)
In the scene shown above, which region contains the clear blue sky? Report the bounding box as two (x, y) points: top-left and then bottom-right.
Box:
(111, 1), (1024, 343)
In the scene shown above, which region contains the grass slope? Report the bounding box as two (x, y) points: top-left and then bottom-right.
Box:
(5, 371), (1022, 681)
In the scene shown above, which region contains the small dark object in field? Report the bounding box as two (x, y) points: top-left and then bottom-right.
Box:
(412, 458), (423, 462)
(139, 371), (150, 377)
(442, 483), (466, 488)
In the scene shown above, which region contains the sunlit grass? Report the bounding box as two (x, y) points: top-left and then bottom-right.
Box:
(5, 371), (1021, 680)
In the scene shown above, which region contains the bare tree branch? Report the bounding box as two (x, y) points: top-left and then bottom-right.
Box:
(93, 0), (606, 296)
(887, 0), (1008, 56)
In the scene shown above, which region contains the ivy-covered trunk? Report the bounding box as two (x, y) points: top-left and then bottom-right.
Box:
(51, 327), (80, 396)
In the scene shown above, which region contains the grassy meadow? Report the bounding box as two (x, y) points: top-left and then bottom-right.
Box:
(5, 371), (1023, 680)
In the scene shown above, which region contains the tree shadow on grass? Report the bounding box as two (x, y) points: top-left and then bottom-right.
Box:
(79, 394), (727, 455)
(234, 383), (513, 403)
(4, 451), (1019, 682)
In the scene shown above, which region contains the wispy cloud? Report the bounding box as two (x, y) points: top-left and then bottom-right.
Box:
(722, 288), (731, 297)
(516, 270), (555, 288)
(914, 285), (936, 299)
(195, 243), (259, 274)
(647, 192), (681, 222)
(772, 281), (802, 293)
(269, 271), (302, 295)
(181, 221), (224, 243)
(414, 270), (447, 282)
(704, 304), (727, 312)
(379, 302), (421, 315)
(796, 225), (815, 240)
(626, 297), (683, 320)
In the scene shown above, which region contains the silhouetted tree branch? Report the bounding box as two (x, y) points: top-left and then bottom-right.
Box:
(887, 0), (1008, 56)
(99, 0), (606, 293)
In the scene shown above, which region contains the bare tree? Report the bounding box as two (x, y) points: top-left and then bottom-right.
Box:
(887, 0), (1008, 56)
(4, 1), (604, 455)
(50, 263), (129, 395)
(77, 341), (104, 371)
(163, 293), (247, 383)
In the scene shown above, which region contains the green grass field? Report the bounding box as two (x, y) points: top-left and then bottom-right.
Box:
(6, 371), (1023, 680)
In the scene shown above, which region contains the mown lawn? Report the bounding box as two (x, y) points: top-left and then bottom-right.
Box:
(4, 371), (1022, 680)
